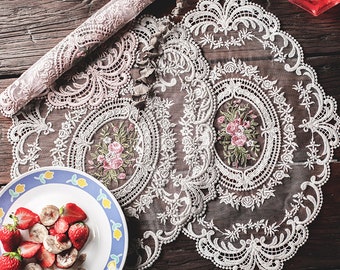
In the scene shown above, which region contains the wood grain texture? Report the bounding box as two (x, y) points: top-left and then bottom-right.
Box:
(0, 0), (339, 269)
(0, 0), (111, 76)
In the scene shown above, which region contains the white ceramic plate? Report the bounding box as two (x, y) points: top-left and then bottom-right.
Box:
(0, 166), (128, 270)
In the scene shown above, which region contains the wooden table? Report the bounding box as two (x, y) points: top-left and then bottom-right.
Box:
(0, 0), (339, 269)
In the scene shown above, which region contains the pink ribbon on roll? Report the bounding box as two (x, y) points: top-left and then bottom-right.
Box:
(0, 0), (155, 117)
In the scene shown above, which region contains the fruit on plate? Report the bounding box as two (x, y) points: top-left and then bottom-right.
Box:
(0, 202), (89, 269)
(11, 207), (40, 230)
(43, 235), (72, 254)
(39, 205), (60, 226)
(0, 251), (22, 270)
(59, 203), (87, 225)
(35, 245), (56, 268)
(52, 218), (69, 234)
(55, 247), (78, 269)
(0, 224), (22, 252)
(29, 223), (48, 243)
(68, 222), (89, 250)
(18, 241), (41, 259)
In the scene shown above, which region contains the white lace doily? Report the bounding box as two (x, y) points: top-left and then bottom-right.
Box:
(181, 1), (340, 269)
(7, 0), (340, 269)
(9, 15), (219, 269)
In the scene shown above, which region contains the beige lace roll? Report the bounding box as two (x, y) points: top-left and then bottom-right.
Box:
(0, 0), (155, 117)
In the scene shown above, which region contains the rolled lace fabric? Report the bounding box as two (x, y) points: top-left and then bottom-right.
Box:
(0, 0), (155, 117)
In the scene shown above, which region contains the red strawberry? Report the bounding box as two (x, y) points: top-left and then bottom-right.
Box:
(68, 222), (89, 250)
(49, 227), (57, 236)
(0, 252), (22, 270)
(17, 241), (41, 259)
(60, 203), (87, 225)
(11, 207), (40, 230)
(0, 224), (22, 252)
(53, 218), (69, 234)
(55, 233), (68, 243)
(36, 245), (55, 268)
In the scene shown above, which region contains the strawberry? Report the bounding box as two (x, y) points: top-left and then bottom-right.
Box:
(11, 207), (40, 230)
(0, 224), (22, 252)
(68, 222), (89, 250)
(17, 241), (41, 259)
(60, 203), (87, 225)
(53, 218), (69, 234)
(55, 233), (68, 243)
(49, 227), (57, 236)
(0, 252), (22, 270)
(36, 245), (55, 268)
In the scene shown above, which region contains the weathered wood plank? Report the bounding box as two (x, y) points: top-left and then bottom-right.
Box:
(0, 78), (15, 183)
(1, 0), (340, 76)
(256, 0), (340, 56)
(0, 0), (110, 76)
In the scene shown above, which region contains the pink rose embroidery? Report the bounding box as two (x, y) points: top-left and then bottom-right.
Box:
(226, 118), (243, 135)
(217, 115), (225, 124)
(231, 133), (247, 147)
(216, 101), (260, 167)
(226, 122), (238, 135)
(243, 120), (250, 129)
(102, 157), (123, 171)
(110, 157), (123, 170)
(108, 141), (124, 154)
(103, 160), (112, 171)
(117, 172), (126, 180)
(88, 121), (138, 186)
(97, 155), (105, 163)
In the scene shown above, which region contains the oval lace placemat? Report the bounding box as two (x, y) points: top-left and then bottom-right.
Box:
(181, 0), (340, 269)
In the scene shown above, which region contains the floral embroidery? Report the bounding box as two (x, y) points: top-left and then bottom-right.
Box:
(216, 100), (260, 167)
(88, 121), (137, 188)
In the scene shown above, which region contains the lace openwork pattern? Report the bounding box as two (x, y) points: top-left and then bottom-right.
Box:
(6, 0), (340, 269)
(0, 0), (154, 117)
(46, 31), (138, 109)
(182, 1), (340, 269)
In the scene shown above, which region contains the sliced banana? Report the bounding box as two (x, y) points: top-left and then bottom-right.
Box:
(24, 263), (43, 270)
(29, 223), (49, 243)
(43, 235), (72, 254)
(55, 247), (78, 269)
(39, 205), (60, 226)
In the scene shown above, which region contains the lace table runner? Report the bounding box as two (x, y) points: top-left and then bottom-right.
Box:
(6, 0), (340, 269)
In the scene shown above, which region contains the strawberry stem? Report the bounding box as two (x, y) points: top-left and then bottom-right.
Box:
(59, 206), (64, 216)
(4, 251), (22, 261)
(9, 214), (19, 228)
